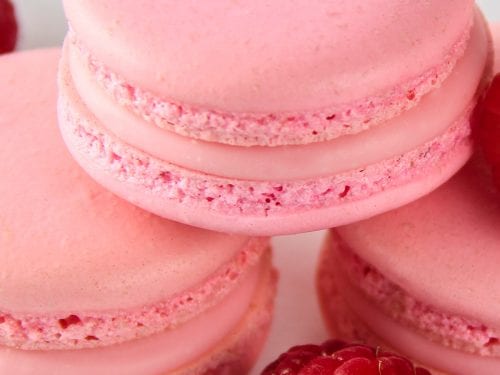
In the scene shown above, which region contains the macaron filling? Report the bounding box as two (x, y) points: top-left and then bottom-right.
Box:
(65, 15), (473, 147)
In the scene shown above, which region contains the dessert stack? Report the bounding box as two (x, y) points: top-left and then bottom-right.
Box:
(0, 1), (497, 374)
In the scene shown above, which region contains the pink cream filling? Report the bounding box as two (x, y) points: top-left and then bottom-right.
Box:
(0, 241), (266, 350)
(65, 14), (487, 181)
(68, 15), (474, 147)
(334, 269), (500, 375)
(332, 233), (500, 357)
(0, 260), (263, 375)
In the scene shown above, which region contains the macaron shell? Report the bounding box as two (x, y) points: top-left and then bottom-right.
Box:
(174, 260), (276, 375)
(336, 159), (500, 331)
(63, 1), (476, 147)
(63, 0), (473, 113)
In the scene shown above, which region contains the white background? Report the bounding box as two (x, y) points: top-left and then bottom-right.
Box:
(10, 1), (500, 374)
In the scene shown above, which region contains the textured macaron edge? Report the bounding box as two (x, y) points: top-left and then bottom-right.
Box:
(316, 232), (500, 357)
(58, 82), (474, 230)
(315, 239), (447, 375)
(0, 239), (269, 350)
(68, 19), (472, 147)
(172, 257), (277, 375)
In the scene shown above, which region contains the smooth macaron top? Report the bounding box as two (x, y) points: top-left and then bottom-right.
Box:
(63, 0), (474, 113)
(337, 159), (500, 331)
(0, 49), (255, 314)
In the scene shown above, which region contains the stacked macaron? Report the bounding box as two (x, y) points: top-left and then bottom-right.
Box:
(0, 49), (276, 374)
(316, 25), (500, 375)
(317, 158), (500, 375)
(57, 0), (488, 235)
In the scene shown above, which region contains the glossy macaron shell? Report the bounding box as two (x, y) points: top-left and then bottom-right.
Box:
(0, 251), (276, 375)
(63, 0), (474, 146)
(63, 0), (473, 112)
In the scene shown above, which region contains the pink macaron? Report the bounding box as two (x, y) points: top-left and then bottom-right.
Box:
(0, 49), (276, 375)
(316, 158), (500, 375)
(58, 1), (490, 235)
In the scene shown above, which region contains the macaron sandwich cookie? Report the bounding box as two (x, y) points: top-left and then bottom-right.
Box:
(316, 159), (500, 375)
(0, 49), (276, 375)
(58, 0), (490, 235)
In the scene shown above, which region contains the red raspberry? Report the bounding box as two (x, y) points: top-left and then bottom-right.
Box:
(0, 0), (18, 54)
(479, 74), (500, 188)
(261, 340), (432, 375)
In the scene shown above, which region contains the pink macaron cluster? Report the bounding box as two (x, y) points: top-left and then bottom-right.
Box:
(54, 2), (496, 373)
(57, 0), (489, 235)
(2, 2), (500, 375)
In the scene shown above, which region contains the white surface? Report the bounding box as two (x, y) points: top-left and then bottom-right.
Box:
(10, 1), (500, 374)
(14, 0), (66, 50)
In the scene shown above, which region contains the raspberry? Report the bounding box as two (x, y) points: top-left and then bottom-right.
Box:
(0, 0), (18, 54)
(479, 74), (500, 186)
(261, 340), (432, 375)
